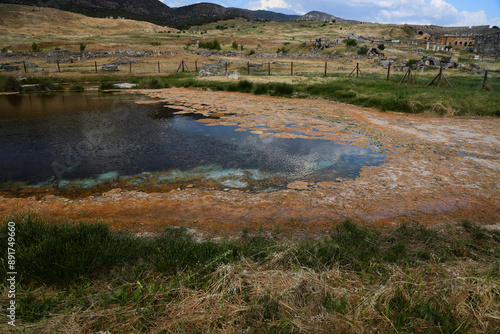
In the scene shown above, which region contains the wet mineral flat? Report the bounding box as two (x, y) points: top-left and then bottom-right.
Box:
(0, 88), (498, 236)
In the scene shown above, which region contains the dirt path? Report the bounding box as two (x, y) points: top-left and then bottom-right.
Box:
(1, 88), (498, 236)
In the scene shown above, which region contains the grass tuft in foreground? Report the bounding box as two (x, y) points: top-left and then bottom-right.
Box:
(1, 215), (499, 333)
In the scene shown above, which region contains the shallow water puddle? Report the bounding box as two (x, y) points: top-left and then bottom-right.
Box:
(0, 92), (385, 193)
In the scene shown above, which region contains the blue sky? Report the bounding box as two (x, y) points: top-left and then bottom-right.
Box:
(163, 0), (500, 26)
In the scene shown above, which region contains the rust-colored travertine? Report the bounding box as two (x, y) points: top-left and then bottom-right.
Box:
(1, 88), (498, 237)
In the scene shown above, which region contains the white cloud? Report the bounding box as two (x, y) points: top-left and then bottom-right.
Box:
(348, 0), (497, 26)
(162, 0), (500, 26)
(247, 0), (293, 10)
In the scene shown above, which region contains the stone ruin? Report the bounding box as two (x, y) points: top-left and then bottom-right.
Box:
(198, 59), (240, 79)
(313, 38), (333, 50)
(367, 48), (384, 57)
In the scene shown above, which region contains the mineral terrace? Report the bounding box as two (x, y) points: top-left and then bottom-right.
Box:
(1, 88), (498, 237)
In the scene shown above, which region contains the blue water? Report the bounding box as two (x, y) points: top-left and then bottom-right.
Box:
(0, 92), (385, 191)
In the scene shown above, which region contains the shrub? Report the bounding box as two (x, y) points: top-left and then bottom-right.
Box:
(79, 43), (86, 52)
(405, 59), (417, 67)
(199, 39), (221, 51)
(36, 78), (63, 92)
(138, 78), (163, 89)
(377, 43), (385, 51)
(98, 82), (115, 91)
(1, 75), (22, 92)
(31, 42), (41, 52)
(70, 84), (85, 92)
(232, 41), (238, 50)
(346, 39), (357, 47)
(357, 45), (369, 55)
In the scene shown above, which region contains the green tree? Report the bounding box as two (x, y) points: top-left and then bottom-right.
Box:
(79, 43), (86, 52)
(357, 45), (369, 55)
(232, 41), (238, 50)
(32, 42), (41, 52)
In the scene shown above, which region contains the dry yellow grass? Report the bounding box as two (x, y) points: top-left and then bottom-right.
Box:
(4, 256), (498, 333)
(0, 4), (176, 36)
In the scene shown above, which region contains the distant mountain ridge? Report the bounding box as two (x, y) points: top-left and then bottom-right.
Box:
(174, 3), (253, 20)
(1, 0), (358, 27)
(300, 11), (359, 23)
(244, 9), (301, 21)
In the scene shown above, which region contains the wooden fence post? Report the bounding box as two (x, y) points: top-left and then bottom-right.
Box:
(437, 65), (442, 86)
(387, 62), (391, 81)
(158, 61), (160, 73)
(481, 70), (489, 91)
(23, 61), (27, 73)
(95, 61), (97, 73)
(247, 62), (250, 75)
(291, 61), (293, 76)
(57, 59), (60, 72)
(268, 62), (270, 75)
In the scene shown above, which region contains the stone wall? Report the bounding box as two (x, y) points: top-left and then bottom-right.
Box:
(475, 30), (500, 54)
(440, 36), (475, 47)
(411, 25), (491, 38)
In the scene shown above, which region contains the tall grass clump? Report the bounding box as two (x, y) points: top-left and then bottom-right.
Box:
(271, 82), (294, 96)
(69, 84), (85, 92)
(253, 83), (269, 95)
(0, 215), (142, 285)
(37, 78), (63, 92)
(150, 227), (276, 278)
(296, 220), (380, 271)
(150, 227), (236, 276)
(237, 79), (253, 93)
(98, 82), (115, 91)
(137, 77), (163, 89)
(0, 75), (22, 92)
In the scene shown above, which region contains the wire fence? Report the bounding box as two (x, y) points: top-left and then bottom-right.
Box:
(2, 54), (499, 90)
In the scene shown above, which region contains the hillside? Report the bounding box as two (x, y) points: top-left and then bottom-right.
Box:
(245, 9), (301, 21)
(2, 0), (359, 28)
(300, 10), (359, 23)
(1, 0), (174, 25)
(173, 3), (253, 20)
(0, 4), (175, 36)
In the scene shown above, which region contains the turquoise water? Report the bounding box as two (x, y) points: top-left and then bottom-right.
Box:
(0, 92), (385, 191)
